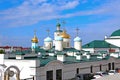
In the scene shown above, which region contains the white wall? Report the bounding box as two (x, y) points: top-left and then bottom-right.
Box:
(55, 41), (63, 51)
(82, 48), (94, 53)
(4, 59), (39, 79)
(63, 38), (70, 48)
(105, 38), (120, 47)
(74, 41), (82, 50)
(37, 57), (120, 80)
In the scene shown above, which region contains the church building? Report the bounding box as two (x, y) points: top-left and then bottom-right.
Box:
(0, 22), (120, 80)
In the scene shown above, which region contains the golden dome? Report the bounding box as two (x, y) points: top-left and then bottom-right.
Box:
(60, 30), (70, 39)
(31, 36), (38, 43)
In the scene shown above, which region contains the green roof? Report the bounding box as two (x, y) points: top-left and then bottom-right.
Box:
(8, 46), (118, 67)
(64, 48), (80, 52)
(82, 40), (118, 48)
(8, 52), (113, 67)
(111, 29), (120, 36)
(57, 51), (65, 55)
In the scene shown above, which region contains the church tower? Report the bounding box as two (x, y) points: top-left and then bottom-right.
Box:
(74, 28), (82, 50)
(54, 19), (63, 39)
(59, 21), (71, 48)
(60, 29), (70, 48)
(44, 29), (53, 50)
(31, 30), (39, 51)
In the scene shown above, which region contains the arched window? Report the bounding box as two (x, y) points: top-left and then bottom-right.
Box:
(67, 43), (69, 47)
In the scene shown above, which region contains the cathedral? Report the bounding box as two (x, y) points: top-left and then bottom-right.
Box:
(0, 22), (120, 80)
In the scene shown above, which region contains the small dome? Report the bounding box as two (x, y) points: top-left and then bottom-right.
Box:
(111, 29), (120, 36)
(55, 36), (63, 41)
(31, 36), (38, 43)
(74, 37), (81, 42)
(56, 23), (61, 27)
(60, 30), (70, 39)
(44, 37), (52, 42)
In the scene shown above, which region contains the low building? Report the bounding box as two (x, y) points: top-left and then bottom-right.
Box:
(82, 40), (119, 53)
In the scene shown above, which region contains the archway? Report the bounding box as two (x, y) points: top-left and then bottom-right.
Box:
(4, 66), (20, 80)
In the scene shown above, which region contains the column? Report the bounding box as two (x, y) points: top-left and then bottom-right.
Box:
(16, 73), (20, 80)
(4, 74), (6, 80)
(6, 72), (9, 80)
(53, 70), (56, 80)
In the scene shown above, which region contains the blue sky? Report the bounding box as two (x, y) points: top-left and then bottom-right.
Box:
(0, 0), (120, 47)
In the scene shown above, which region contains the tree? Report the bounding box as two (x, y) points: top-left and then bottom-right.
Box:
(0, 50), (5, 54)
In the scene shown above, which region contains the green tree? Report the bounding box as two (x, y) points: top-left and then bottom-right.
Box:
(0, 50), (5, 54)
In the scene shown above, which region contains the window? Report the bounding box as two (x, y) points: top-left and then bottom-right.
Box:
(100, 64), (102, 71)
(50, 43), (52, 48)
(112, 62), (115, 70)
(46, 70), (53, 80)
(90, 66), (93, 73)
(108, 63), (111, 70)
(56, 69), (62, 80)
(67, 43), (69, 47)
(76, 68), (79, 74)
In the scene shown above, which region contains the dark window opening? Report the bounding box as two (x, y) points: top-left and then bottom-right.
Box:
(108, 63), (111, 70)
(67, 43), (69, 47)
(112, 62), (115, 70)
(47, 70), (53, 80)
(90, 66), (93, 73)
(56, 69), (62, 80)
(100, 64), (102, 71)
(76, 68), (79, 74)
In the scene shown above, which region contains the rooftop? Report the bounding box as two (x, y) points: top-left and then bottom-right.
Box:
(6, 48), (114, 67)
(82, 40), (118, 48)
(111, 29), (120, 36)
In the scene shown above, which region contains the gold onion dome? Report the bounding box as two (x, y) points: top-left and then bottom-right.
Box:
(60, 30), (70, 39)
(31, 35), (38, 43)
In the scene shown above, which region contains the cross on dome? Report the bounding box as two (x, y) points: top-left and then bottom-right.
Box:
(46, 29), (50, 37)
(62, 20), (66, 30)
(76, 27), (79, 36)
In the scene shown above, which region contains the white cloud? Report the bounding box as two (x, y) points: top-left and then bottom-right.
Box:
(0, 0), (120, 28)
(0, 0), (80, 27)
(60, 0), (79, 10)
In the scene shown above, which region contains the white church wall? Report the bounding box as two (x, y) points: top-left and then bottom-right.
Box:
(63, 64), (78, 80)
(74, 41), (82, 50)
(4, 59), (39, 79)
(66, 52), (74, 56)
(36, 60), (63, 80)
(2, 56), (120, 80)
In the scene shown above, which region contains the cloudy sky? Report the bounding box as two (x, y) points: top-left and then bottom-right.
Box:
(0, 0), (120, 47)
